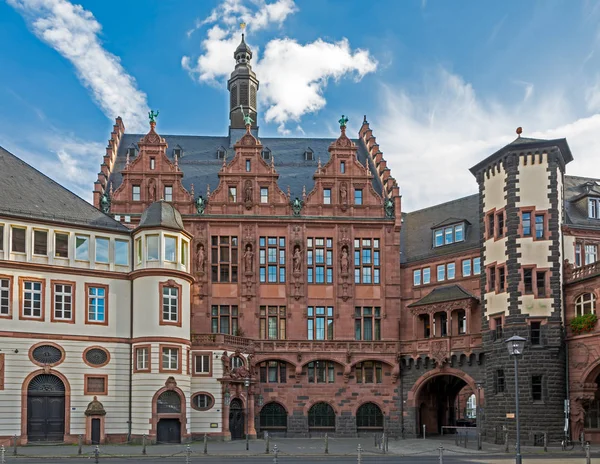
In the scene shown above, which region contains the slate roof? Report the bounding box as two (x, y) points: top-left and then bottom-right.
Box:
(400, 194), (480, 264)
(0, 146), (129, 232)
(564, 175), (600, 230)
(408, 284), (478, 307)
(138, 200), (185, 231)
(108, 133), (384, 200)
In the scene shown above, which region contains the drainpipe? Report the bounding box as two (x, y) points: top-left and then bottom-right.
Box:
(560, 172), (570, 438)
(127, 241), (135, 442)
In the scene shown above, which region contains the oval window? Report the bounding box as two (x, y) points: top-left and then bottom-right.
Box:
(191, 393), (214, 411)
(84, 347), (110, 367)
(31, 344), (64, 366)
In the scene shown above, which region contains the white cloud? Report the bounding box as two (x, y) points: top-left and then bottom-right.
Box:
(8, 0), (149, 132)
(373, 68), (600, 211)
(182, 0), (377, 131)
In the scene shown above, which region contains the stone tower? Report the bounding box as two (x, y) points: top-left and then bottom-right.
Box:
(470, 133), (573, 444)
(228, 33), (259, 130)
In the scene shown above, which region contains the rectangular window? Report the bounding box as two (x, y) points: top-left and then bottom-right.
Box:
(87, 285), (107, 324)
(473, 257), (481, 275)
(413, 269), (421, 286)
(0, 278), (10, 316)
(210, 305), (238, 335)
(260, 187), (268, 203)
(150, 157), (155, 170)
(494, 317), (503, 339)
(354, 238), (380, 284)
(228, 186), (237, 202)
(165, 236), (177, 262)
(55, 233), (69, 258)
(307, 237), (333, 284)
(488, 265), (496, 291)
(447, 262), (455, 280)
(589, 198), (600, 219)
(536, 271), (546, 297)
(444, 227), (453, 245)
(576, 243), (582, 267)
(462, 259), (471, 277)
(161, 347), (179, 371)
(147, 235), (159, 261)
(496, 369), (505, 393)
(532, 375), (543, 401)
(246, 159), (251, 172)
(259, 306), (287, 340)
(136, 238), (142, 264)
(535, 214), (544, 239)
(0, 225), (3, 251)
(522, 212), (532, 236)
(355, 361), (382, 384)
(259, 361), (287, 383)
(162, 286), (179, 323)
(496, 212), (504, 237)
(115, 240), (129, 266)
(524, 269), (533, 294)
(423, 267), (431, 284)
(457, 310), (466, 335)
(95, 237), (109, 263)
(354, 189), (363, 205)
(437, 264), (445, 282)
(454, 224), (464, 242)
(53, 282), (73, 321)
(75, 235), (89, 261)
(164, 186), (173, 202)
(307, 306), (334, 340)
(211, 236), (238, 283)
(33, 230), (47, 255)
(22, 280), (43, 318)
(307, 361), (335, 384)
(85, 376), (107, 395)
(585, 245), (598, 265)
(488, 213), (495, 240)
(323, 188), (331, 205)
(181, 241), (188, 266)
(194, 354), (210, 374)
(354, 307), (381, 341)
(132, 185), (141, 201)
(12, 227), (25, 253)
(259, 237), (285, 283)
(530, 322), (541, 346)
(434, 229), (443, 247)
(498, 266), (506, 292)
(136, 347), (149, 371)
(340, 161), (346, 173)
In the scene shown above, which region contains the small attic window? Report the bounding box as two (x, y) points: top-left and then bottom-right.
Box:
(173, 148), (183, 158)
(304, 149), (314, 161)
(127, 147), (137, 157)
(589, 198), (600, 219)
(433, 222), (465, 248)
(262, 149), (271, 161)
(217, 148), (226, 159)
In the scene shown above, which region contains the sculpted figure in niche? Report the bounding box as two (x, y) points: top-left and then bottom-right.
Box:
(196, 245), (205, 273)
(244, 245), (254, 273)
(340, 246), (349, 274)
(340, 183), (348, 205)
(293, 246), (302, 273)
(148, 182), (156, 202)
(244, 180), (253, 203)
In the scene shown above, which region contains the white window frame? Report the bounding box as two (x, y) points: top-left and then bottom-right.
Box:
(95, 237), (110, 264)
(164, 186), (173, 202)
(132, 185), (141, 201)
(75, 235), (90, 261)
(115, 240), (129, 266)
(53, 283), (73, 321)
(87, 286), (106, 323)
(162, 286), (179, 323)
(23, 280), (42, 318)
(0, 277), (10, 316)
(161, 347), (179, 371)
(194, 353), (210, 374)
(136, 347), (149, 371)
(147, 235), (159, 261)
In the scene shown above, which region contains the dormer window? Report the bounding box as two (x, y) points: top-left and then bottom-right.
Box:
(589, 198), (600, 219)
(433, 223), (465, 247)
(173, 147), (183, 158)
(305, 149), (314, 161)
(262, 148), (271, 161)
(127, 147), (136, 157)
(217, 147), (226, 160)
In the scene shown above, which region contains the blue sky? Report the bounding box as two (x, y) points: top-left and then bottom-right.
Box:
(2, 0), (600, 209)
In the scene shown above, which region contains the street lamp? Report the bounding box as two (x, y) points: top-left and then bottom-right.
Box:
(505, 335), (526, 464)
(244, 377), (250, 451)
(475, 381), (483, 450)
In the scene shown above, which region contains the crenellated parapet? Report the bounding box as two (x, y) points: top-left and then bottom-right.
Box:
(93, 117), (125, 209)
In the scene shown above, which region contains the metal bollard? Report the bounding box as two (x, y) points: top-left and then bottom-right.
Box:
(1, 445), (5, 464)
(12, 435), (17, 456)
(272, 444), (279, 464)
(265, 431), (269, 454)
(325, 433), (329, 454)
(543, 432), (547, 452)
(438, 443), (444, 464)
(185, 444), (191, 464)
(581, 431), (586, 449)
(586, 443), (591, 464)
(204, 433), (208, 455)
(78, 434), (83, 455)
(504, 432), (509, 453)
(94, 445), (99, 464)
(357, 444), (363, 464)
(423, 424), (426, 439)
(478, 432), (482, 451)
(246, 430), (249, 451)
(142, 434), (147, 455)
(464, 431), (468, 449)
(455, 431), (459, 446)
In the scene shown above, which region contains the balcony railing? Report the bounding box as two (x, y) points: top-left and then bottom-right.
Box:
(567, 260), (600, 283)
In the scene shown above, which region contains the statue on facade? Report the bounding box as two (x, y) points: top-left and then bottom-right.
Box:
(221, 351), (230, 375)
(244, 180), (253, 203)
(385, 198), (395, 218)
(148, 182), (156, 202)
(340, 246), (350, 274)
(340, 183), (348, 206)
(195, 195), (207, 215)
(338, 114), (349, 127)
(240, 106), (254, 127)
(244, 245), (254, 273)
(148, 110), (159, 123)
(196, 245), (205, 273)
(291, 197), (304, 216)
(100, 193), (110, 214)
(293, 246), (302, 273)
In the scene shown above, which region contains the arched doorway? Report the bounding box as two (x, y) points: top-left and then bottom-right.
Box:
(308, 402), (335, 433)
(27, 374), (65, 442)
(260, 402), (287, 436)
(156, 391), (182, 443)
(416, 375), (468, 435)
(229, 398), (245, 440)
(356, 402), (383, 432)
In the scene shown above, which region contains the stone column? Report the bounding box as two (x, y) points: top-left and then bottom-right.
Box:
(248, 390), (257, 438)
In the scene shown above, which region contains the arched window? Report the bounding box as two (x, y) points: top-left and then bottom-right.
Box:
(576, 293), (596, 316)
(260, 402), (287, 429)
(356, 402), (383, 429)
(231, 356), (244, 369)
(466, 394), (477, 419)
(308, 402), (335, 428)
(157, 391), (181, 414)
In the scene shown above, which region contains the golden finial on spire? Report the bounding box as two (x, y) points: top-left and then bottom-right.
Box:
(240, 22), (246, 31)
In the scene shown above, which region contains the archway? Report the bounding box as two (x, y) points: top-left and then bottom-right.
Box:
(416, 375), (468, 435)
(229, 398), (245, 440)
(156, 390), (182, 444)
(27, 374), (66, 442)
(356, 402), (383, 431)
(308, 402), (335, 432)
(259, 402), (287, 435)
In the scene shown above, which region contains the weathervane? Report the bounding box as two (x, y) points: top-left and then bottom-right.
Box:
(240, 22), (246, 31)
(148, 110), (159, 124)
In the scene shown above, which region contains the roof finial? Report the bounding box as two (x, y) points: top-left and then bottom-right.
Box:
(318, 157), (322, 172)
(338, 114), (349, 135)
(270, 153), (275, 172)
(516, 126), (523, 138)
(190, 183), (195, 197)
(302, 185), (307, 201)
(363, 115), (368, 125)
(174, 152), (179, 169)
(207, 184), (211, 197)
(287, 185), (291, 199)
(125, 150), (130, 167)
(148, 110), (159, 129)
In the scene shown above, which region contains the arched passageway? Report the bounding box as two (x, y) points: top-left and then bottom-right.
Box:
(416, 375), (468, 435)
